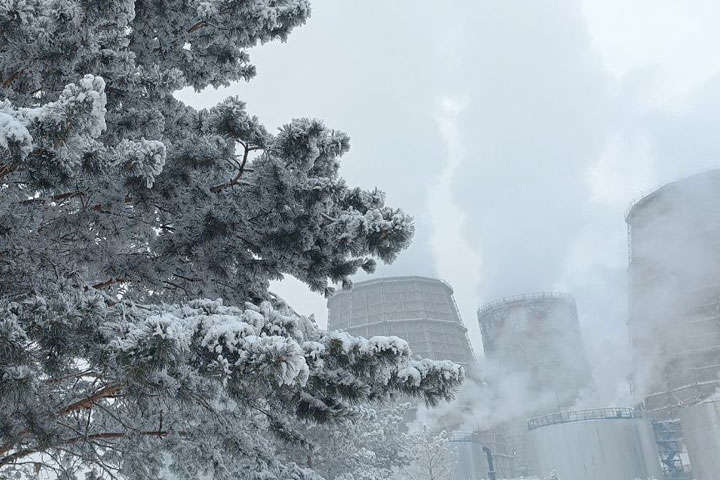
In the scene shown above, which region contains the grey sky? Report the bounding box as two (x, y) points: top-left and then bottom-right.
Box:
(178, 0), (720, 404)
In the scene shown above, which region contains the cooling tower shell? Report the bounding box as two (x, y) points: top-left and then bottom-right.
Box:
(627, 169), (720, 419)
(625, 170), (720, 475)
(327, 276), (475, 365)
(528, 408), (662, 480)
(678, 400), (720, 480)
(477, 292), (593, 407)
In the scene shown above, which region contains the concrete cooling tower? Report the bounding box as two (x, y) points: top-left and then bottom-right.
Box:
(328, 277), (483, 478)
(626, 169), (720, 477)
(326, 276), (475, 366)
(528, 408), (662, 480)
(476, 292), (594, 478)
(477, 292), (594, 407)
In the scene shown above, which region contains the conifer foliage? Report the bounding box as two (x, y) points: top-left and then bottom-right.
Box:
(0, 1), (463, 478)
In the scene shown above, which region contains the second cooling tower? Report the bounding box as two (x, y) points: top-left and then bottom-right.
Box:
(477, 292), (593, 407)
(627, 170), (720, 417)
(627, 170), (720, 476)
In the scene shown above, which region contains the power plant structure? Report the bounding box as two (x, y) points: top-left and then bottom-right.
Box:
(528, 407), (662, 480)
(477, 292), (594, 410)
(626, 169), (720, 478)
(475, 292), (595, 477)
(678, 399), (720, 480)
(322, 175), (720, 480)
(327, 276), (525, 479)
(326, 276), (475, 366)
(449, 430), (517, 480)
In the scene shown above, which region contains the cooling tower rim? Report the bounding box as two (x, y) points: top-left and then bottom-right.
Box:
(625, 168), (720, 224)
(527, 407), (640, 431)
(327, 275), (454, 297)
(477, 291), (575, 316)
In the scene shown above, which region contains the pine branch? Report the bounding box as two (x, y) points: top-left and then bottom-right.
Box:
(45, 370), (99, 385)
(187, 21), (208, 33)
(0, 430), (187, 467)
(1, 70), (24, 89)
(91, 278), (128, 290)
(0, 163), (16, 181)
(20, 192), (133, 211)
(59, 384), (123, 416)
(0, 388), (129, 457)
(210, 145), (259, 193)
(187, 7), (233, 33)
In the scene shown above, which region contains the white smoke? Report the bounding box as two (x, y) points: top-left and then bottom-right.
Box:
(414, 360), (558, 433)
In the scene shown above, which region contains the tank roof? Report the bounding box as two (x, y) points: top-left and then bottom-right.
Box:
(626, 169), (720, 224)
(477, 291), (575, 317)
(527, 407), (640, 431)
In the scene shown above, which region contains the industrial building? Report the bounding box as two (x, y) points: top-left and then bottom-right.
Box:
(327, 276), (501, 478)
(326, 276), (475, 366)
(626, 169), (720, 477)
(449, 430), (520, 480)
(678, 399), (720, 480)
(474, 292), (595, 477)
(528, 407), (662, 480)
(477, 292), (594, 409)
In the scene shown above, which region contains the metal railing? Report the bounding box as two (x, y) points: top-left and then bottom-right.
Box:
(625, 186), (660, 222)
(478, 292), (575, 316)
(448, 431), (480, 443)
(625, 169), (720, 222)
(527, 407), (639, 431)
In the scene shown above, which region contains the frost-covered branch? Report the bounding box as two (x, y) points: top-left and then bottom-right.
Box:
(209, 144), (262, 193)
(0, 295), (463, 479)
(0, 430), (190, 467)
(59, 384), (124, 417)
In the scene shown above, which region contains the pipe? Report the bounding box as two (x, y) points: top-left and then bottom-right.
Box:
(482, 446), (496, 480)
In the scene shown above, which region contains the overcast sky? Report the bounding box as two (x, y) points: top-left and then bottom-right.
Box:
(178, 0), (720, 404)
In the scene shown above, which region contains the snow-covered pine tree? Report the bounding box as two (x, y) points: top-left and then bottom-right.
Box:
(0, 1), (464, 479)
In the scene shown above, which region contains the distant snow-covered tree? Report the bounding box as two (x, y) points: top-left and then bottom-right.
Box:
(274, 402), (411, 480)
(0, 1), (463, 479)
(399, 429), (458, 480)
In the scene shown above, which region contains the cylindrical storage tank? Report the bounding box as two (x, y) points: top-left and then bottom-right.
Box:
(477, 292), (593, 407)
(449, 431), (521, 480)
(679, 399), (720, 480)
(327, 276), (475, 366)
(452, 439), (488, 480)
(528, 408), (662, 480)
